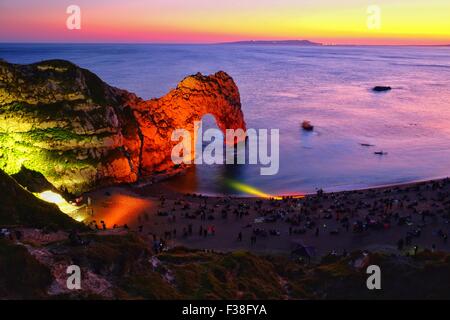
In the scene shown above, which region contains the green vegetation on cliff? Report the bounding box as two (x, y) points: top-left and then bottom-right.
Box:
(0, 133), (98, 193)
(0, 59), (141, 195)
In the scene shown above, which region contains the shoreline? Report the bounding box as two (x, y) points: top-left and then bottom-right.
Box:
(127, 174), (450, 200)
(84, 176), (450, 258)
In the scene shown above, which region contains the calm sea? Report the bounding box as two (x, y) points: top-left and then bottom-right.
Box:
(1, 43), (450, 195)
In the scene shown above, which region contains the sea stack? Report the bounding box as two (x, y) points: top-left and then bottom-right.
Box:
(372, 86), (392, 92)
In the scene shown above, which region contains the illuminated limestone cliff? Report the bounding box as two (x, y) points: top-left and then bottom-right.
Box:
(0, 59), (246, 194)
(134, 71), (246, 176)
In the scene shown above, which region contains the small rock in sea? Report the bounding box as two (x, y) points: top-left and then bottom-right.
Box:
(302, 120), (314, 131)
(372, 86), (392, 92)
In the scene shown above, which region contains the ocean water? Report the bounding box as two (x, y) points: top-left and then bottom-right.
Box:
(1, 43), (450, 195)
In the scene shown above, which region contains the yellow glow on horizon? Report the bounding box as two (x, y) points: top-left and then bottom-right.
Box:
(162, 4), (450, 40)
(144, 1), (450, 44)
(1, 0), (449, 44)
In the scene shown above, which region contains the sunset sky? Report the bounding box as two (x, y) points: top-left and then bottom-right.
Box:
(0, 0), (449, 45)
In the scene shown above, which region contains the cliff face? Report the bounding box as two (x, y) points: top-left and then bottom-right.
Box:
(0, 59), (246, 194)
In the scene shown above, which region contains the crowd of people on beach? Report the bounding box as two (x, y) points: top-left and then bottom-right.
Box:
(85, 178), (450, 257)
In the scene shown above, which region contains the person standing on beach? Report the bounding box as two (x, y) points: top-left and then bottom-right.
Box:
(397, 238), (404, 251)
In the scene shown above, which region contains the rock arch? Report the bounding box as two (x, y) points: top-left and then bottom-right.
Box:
(132, 71), (247, 176)
(0, 59), (246, 193)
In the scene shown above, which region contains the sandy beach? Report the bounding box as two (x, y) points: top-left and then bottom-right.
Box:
(84, 177), (450, 258)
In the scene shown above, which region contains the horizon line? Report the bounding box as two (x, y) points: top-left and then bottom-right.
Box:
(0, 41), (449, 47)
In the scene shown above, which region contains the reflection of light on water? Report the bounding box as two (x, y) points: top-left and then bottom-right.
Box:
(225, 179), (305, 199)
(94, 194), (152, 227)
(225, 179), (284, 199)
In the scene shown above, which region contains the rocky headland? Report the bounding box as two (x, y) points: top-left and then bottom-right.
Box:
(0, 59), (246, 195)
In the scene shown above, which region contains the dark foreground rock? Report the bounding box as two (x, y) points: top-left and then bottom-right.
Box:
(0, 59), (246, 195)
(0, 169), (82, 230)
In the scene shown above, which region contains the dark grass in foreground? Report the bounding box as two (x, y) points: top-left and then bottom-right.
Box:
(2, 234), (450, 300)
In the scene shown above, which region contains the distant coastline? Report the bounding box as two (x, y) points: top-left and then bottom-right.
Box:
(218, 40), (323, 46)
(2, 42), (450, 47)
